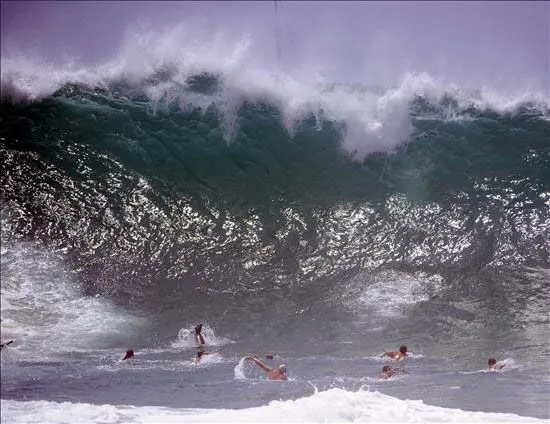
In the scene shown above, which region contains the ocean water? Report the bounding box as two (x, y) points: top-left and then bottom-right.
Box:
(1, 23), (550, 424)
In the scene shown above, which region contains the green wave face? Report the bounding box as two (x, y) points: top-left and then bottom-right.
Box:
(1, 81), (549, 306)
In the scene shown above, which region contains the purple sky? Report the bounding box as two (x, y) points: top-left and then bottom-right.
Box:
(1, 1), (548, 91)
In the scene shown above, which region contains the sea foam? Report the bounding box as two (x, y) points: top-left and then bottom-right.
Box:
(1, 387), (544, 423)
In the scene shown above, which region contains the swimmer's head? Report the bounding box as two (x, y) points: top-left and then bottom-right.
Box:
(382, 365), (391, 372)
(278, 364), (287, 373)
(123, 349), (134, 360)
(488, 358), (497, 366)
(266, 354), (274, 360)
(399, 345), (407, 354)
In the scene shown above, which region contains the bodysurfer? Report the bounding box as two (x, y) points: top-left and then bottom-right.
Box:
(245, 355), (288, 380)
(379, 365), (407, 380)
(488, 358), (505, 371)
(382, 345), (408, 361)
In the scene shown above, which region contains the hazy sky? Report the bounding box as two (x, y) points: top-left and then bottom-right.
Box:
(1, 1), (548, 91)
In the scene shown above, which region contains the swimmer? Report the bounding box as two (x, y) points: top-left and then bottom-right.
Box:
(382, 345), (408, 360)
(194, 324), (205, 346)
(0, 340), (14, 351)
(122, 349), (134, 360)
(379, 365), (408, 380)
(488, 358), (505, 371)
(245, 355), (288, 381)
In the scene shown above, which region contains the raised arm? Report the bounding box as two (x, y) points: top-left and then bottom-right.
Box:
(246, 356), (273, 373)
(195, 324), (205, 345)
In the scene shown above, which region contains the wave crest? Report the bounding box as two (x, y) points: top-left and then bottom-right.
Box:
(2, 24), (548, 159)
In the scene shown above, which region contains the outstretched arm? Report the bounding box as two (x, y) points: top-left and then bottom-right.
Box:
(0, 340), (14, 350)
(382, 351), (401, 359)
(246, 356), (273, 373)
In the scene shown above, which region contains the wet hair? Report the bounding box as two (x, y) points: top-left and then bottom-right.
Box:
(382, 365), (391, 372)
(123, 349), (134, 360)
(399, 345), (407, 354)
(488, 358), (497, 366)
(278, 364), (287, 372)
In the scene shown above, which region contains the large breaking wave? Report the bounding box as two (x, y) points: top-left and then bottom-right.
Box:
(1, 25), (549, 311)
(2, 21), (550, 423)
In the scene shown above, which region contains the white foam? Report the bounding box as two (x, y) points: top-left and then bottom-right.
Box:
(1, 388), (544, 423)
(0, 241), (146, 358)
(234, 356), (248, 380)
(170, 324), (234, 349)
(192, 352), (223, 366)
(348, 270), (444, 319)
(495, 358), (520, 372)
(1, 24), (548, 161)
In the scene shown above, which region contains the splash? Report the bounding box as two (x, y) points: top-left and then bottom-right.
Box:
(234, 357), (248, 380)
(0, 239), (146, 358)
(171, 324), (234, 349)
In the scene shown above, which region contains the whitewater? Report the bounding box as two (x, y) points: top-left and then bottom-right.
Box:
(1, 388), (547, 423)
(1, 16), (550, 424)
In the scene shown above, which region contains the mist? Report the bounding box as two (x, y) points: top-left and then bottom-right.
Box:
(1, 1), (548, 93)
